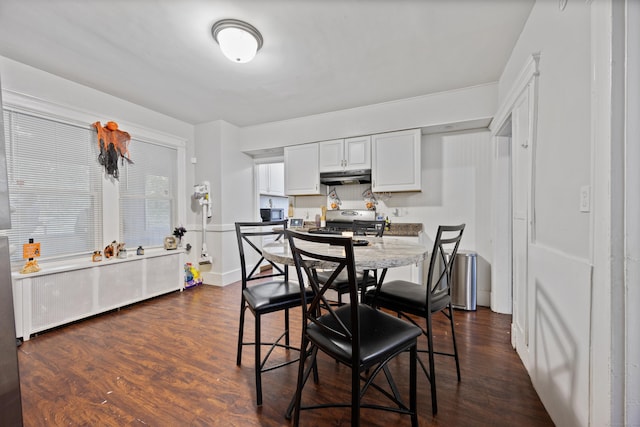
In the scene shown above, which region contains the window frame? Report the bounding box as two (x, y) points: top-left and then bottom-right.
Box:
(1, 89), (187, 263)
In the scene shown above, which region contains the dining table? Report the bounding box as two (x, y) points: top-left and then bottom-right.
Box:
(262, 232), (428, 288)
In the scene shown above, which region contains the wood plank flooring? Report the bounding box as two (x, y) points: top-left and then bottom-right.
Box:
(17, 283), (554, 426)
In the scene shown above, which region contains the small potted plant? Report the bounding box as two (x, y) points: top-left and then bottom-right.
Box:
(173, 226), (187, 246)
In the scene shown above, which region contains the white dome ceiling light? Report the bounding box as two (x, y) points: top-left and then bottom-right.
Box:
(211, 19), (263, 63)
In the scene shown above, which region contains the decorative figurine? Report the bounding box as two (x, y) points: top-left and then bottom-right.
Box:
(104, 240), (125, 259)
(164, 236), (178, 250)
(20, 260), (40, 274)
(20, 239), (41, 274)
(92, 251), (102, 262)
(362, 187), (377, 210)
(328, 188), (342, 210)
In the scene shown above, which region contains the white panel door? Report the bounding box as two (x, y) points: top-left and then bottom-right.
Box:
(511, 88), (531, 368)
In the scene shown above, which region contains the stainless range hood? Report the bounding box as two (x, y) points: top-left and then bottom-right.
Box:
(320, 169), (371, 186)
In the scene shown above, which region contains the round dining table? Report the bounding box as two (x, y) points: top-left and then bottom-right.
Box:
(262, 233), (428, 276)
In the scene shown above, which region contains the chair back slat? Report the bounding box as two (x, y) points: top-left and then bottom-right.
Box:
(286, 230), (359, 344)
(425, 224), (465, 304)
(235, 220), (289, 288)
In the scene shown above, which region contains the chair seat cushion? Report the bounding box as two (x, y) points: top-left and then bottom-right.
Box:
(307, 304), (421, 367)
(364, 280), (451, 316)
(243, 280), (310, 313)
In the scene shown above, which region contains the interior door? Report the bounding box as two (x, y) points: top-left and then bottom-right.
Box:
(511, 89), (531, 367)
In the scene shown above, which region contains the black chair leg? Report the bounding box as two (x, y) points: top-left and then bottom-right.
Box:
(288, 342), (316, 426)
(284, 308), (290, 347)
(426, 312), (438, 415)
(351, 358), (360, 426)
(236, 301), (246, 366)
(410, 344), (418, 427)
(448, 304), (461, 381)
(255, 315), (262, 406)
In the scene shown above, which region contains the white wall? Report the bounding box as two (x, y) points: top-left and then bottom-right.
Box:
(193, 120), (255, 286)
(239, 83), (497, 153)
(0, 57), (193, 142)
(495, 2), (596, 426)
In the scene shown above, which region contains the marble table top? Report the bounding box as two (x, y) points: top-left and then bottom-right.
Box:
(262, 234), (428, 271)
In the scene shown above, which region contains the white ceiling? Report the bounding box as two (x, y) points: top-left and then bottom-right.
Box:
(0, 0), (534, 127)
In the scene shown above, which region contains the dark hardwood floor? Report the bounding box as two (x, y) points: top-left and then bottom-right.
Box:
(17, 282), (553, 426)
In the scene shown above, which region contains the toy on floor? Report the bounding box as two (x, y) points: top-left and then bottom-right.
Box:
(184, 263), (203, 288)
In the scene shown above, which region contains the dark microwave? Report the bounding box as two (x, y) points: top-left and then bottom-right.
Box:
(260, 208), (284, 222)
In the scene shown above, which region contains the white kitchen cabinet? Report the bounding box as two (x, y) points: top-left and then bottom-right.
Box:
(284, 143), (326, 195)
(258, 163), (285, 196)
(371, 129), (422, 192)
(319, 136), (371, 172)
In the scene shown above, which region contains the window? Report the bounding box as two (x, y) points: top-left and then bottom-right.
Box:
(2, 94), (184, 264)
(2, 110), (102, 262)
(119, 140), (177, 247)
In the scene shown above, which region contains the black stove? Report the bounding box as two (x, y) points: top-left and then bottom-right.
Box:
(307, 226), (350, 235)
(307, 209), (377, 235)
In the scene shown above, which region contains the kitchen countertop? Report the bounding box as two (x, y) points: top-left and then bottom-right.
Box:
(295, 221), (423, 237)
(263, 236), (427, 270)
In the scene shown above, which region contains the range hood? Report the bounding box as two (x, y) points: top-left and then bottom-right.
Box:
(320, 169), (371, 186)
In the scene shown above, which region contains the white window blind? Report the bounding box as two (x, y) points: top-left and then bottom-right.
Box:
(2, 110), (102, 262)
(119, 139), (177, 247)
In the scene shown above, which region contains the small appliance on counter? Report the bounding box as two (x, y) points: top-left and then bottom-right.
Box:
(289, 218), (304, 228)
(260, 208), (284, 222)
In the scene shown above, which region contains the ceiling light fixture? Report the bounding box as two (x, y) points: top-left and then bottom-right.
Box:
(211, 19), (263, 63)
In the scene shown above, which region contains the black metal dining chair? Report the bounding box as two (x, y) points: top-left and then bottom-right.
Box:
(285, 230), (421, 426)
(322, 219), (386, 305)
(364, 224), (465, 415)
(234, 220), (312, 406)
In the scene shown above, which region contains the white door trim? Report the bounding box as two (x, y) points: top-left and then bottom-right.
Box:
(490, 54), (540, 316)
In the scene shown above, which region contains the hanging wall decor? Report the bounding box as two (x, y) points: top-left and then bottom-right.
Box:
(362, 187), (377, 210)
(92, 121), (132, 179)
(328, 188), (342, 210)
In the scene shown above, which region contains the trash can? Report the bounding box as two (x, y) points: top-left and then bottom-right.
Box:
(450, 251), (477, 311)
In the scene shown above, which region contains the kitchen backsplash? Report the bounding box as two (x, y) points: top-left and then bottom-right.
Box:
(290, 183), (408, 222)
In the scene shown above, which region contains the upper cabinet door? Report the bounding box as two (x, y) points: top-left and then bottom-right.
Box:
(371, 129), (421, 192)
(258, 163), (285, 196)
(343, 135), (371, 171)
(285, 143), (326, 195)
(268, 163), (285, 196)
(319, 136), (371, 172)
(319, 139), (345, 172)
